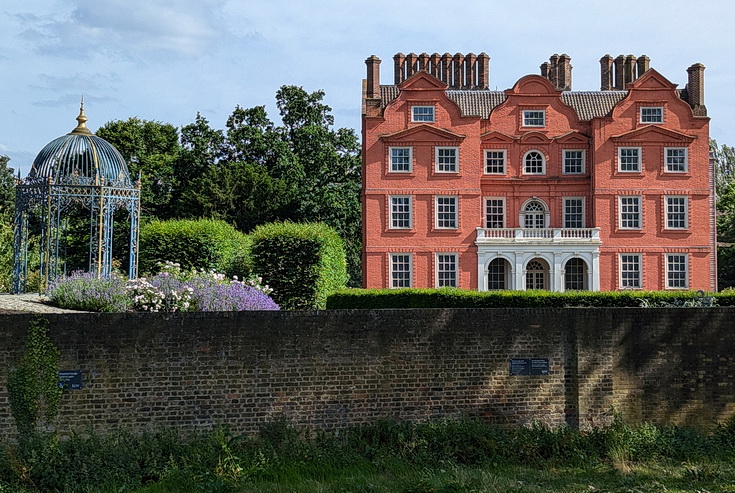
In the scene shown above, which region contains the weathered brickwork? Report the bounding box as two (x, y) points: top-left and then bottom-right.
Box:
(0, 309), (732, 438)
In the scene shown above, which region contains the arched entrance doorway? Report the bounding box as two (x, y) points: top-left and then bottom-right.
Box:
(564, 258), (588, 291)
(486, 258), (510, 290)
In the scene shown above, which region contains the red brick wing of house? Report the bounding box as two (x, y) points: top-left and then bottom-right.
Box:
(362, 53), (714, 291)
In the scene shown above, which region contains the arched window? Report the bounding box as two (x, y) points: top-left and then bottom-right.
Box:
(524, 150), (545, 175)
(523, 200), (546, 228)
(487, 258), (509, 290)
(525, 259), (548, 290)
(564, 258), (587, 291)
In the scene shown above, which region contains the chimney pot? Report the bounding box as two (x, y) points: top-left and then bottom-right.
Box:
(600, 54), (614, 91)
(393, 53), (405, 84)
(624, 55), (637, 85)
(614, 55), (626, 90)
(687, 63), (707, 116)
(365, 55), (381, 99)
(636, 55), (651, 78)
(477, 52), (490, 89)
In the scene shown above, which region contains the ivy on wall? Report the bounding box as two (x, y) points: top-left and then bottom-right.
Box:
(6, 315), (62, 440)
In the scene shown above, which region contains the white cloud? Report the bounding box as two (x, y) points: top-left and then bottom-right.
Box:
(13, 0), (235, 60)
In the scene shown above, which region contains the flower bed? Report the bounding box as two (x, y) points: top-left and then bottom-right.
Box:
(47, 262), (279, 312)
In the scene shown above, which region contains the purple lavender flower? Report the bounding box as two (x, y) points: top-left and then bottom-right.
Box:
(189, 277), (279, 311)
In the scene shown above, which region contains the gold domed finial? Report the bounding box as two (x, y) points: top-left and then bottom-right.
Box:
(70, 96), (93, 135)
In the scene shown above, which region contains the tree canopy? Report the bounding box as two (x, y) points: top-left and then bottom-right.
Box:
(94, 86), (363, 285)
(711, 139), (735, 289)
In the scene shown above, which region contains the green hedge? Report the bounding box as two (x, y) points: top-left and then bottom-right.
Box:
(326, 288), (735, 309)
(250, 222), (347, 310)
(139, 218), (250, 278)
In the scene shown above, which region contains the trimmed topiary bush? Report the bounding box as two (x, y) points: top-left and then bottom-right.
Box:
(326, 288), (734, 309)
(139, 219), (250, 278)
(250, 221), (348, 310)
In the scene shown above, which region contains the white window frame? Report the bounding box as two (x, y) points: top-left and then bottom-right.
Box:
(665, 147), (688, 173)
(411, 105), (435, 122)
(523, 150), (546, 175)
(665, 253), (689, 289)
(640, 106), (663, 124)
(522, 110), (546, 127)
(521, 200), (548, 229)
(619, 253), (642, 289)
(484, 149), (507, 175)
(664, 195), (688, 230)
(563, 197), (585, 229)
(389, 195), (412, 229)
(563, 149), (585, 174)
(389, 146), (412, 173)
(618, 196), (642, 230)
(390, 253), (412, 288)
(618, 147), (642, 173)
(435, 146), (459, 173)
(484, 197), (505, 228)
(435, 252), (458, 288)
(435, 195), (458, 229)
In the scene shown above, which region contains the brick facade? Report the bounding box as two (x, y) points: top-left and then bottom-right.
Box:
(362, 53), (714, 291)
(0, 309), (733, 438)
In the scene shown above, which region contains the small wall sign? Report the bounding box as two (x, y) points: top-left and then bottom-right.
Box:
(58, 370), (83, 390)
(509, 358), (549, 376)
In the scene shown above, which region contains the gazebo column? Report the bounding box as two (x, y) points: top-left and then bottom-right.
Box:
(100, 193), (114, 277)
(12, 207), (29, 294)
(128, 195), (140, 279)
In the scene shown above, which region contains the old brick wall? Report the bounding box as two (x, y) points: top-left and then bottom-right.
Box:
(0, 308), (732, 438)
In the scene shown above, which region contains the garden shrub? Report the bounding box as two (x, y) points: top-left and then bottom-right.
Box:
(46, 271), (131, 312)
(326, 288), (734, 309)
(250, 221), (348, 310)
(139, 218), (251, 279)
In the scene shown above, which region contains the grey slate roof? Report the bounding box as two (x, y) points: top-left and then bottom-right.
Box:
(379, 85), (636, 122)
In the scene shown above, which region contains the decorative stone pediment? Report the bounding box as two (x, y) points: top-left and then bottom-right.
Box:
(507, 75), (559, 95)
(380, 124), (465, 143)
(629, 69), (677, 91)
(480, 131), (515, 143)
(519, 131), (552, 145)
(554, 131), (590, 145)
(398, 71), (448, 90)
(611, 125), (695, 143)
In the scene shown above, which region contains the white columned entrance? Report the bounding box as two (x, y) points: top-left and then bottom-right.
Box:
(476, 228), (601, 291)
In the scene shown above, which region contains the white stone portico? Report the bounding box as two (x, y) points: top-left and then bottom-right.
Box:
(475, 228), (601, 291)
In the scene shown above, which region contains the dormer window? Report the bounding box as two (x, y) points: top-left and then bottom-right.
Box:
(412, 106), (435, 122)
(523, 110), (545, 127)
(640, 107), (663, 123)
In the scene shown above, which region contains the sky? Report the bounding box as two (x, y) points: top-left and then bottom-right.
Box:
(2, 0), (734, 176)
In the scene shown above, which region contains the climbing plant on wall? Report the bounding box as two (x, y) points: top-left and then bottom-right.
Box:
(6, 316), (62, 443)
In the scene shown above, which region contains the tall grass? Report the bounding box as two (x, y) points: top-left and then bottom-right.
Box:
(2, 417), (735, 492)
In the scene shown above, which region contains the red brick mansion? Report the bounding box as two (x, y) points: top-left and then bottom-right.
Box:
(361, 52), (714, 291)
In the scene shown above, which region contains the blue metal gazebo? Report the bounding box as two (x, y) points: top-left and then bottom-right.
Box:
(12, 100), (141, 293)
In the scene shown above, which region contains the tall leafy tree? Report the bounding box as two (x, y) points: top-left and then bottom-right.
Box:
(0, 155), (14, 223)
(96, 118), (181, 218)
(711, 139), (735, 289)
(275, 86), (362, 285)
(0, 155), (15, 291)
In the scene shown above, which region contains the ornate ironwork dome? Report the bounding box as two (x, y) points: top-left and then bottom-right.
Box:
(13, 100), (141, 292)
(27, 105), (133, 187)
